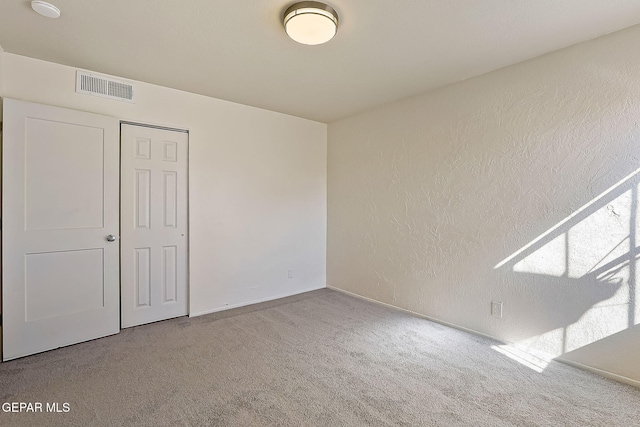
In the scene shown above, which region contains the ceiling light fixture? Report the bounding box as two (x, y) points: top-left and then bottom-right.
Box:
(283, 1), (338, 45)
(31, 1), (61, 18)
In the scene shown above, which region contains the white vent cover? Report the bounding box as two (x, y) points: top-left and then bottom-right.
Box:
(76, 71), (135, 103)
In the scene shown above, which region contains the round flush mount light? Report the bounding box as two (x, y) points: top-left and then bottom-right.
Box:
(283, 1), (338, 45)
(31, 1), (61, 18)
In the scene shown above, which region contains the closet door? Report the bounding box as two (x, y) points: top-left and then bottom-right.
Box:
(2, 98), (120, 360)
(120, 123), (188, 328)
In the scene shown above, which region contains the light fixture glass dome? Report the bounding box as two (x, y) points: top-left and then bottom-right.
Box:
(284, 2), (338, 45)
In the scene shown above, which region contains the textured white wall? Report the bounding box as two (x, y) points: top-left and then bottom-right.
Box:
(2, 53), (327, 318)
(328, 25), (640, 384)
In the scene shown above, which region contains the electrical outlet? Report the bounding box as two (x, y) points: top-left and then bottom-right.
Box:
(491, 301), (503, 318)
(288, 269), (294, 279)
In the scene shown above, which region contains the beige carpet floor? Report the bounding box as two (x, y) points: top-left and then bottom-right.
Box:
(0, 289), (638, 426)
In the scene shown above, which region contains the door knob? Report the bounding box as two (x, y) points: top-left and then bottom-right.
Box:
(106, 234), (117, 242)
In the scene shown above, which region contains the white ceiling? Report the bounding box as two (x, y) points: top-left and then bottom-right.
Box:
(1, 1), (640, 123)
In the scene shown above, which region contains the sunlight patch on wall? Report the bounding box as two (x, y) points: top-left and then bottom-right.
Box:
(512, 190), (630, 279)
(568, 191), (630, 278)
(513, 233), (566, 277)
(495, 168), (640, 270)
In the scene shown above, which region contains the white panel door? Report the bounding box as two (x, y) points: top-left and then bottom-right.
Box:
(2, 98), (120, 360)
(120, 124), (188, 327)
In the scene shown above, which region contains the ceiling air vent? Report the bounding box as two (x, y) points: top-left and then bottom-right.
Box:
(76, 71), (135, 103)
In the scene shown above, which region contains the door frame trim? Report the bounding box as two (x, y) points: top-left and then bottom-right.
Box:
(120, 121), (188, 134)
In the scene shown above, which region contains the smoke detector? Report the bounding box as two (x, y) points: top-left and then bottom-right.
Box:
(31, 1), (61, 18)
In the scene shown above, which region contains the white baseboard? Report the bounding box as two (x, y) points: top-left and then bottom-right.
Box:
(556, 357), (640, 388)
(327, 286), (500, 342)
(328, 286), (640, 389)
(189, 284), (326, 318)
